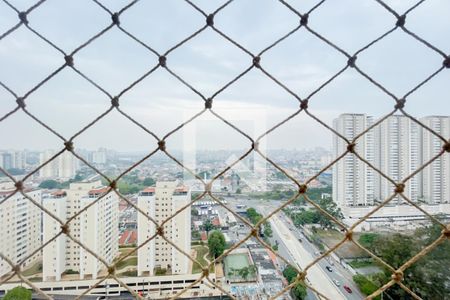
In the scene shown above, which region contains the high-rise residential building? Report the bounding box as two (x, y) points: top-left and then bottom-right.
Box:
(332, 114), (375, 207)
(333, 114), (450, 210)
(0, 152), (13, 170)
(39, 150), (58, 178)
(92, 148), (107, 165)
(420, 116), (450, 204)
(375, 115), (420, 204)
(0, 181), (42, 278)
(39, 150), (79, 180)
(42, 180), (119, 280)
(137, 182), (191, 276)
(0, 151), (26, 170)
(42, 191), (67, 281)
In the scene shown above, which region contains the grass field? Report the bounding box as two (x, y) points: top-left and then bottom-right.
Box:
(116, 257), (137, 270)
(119, 247), (137, 257)
(192, 245), (214, 274)
(22, 261), (42, 276)
(348, 259), (376, 269)
(315, 229), (368, 258)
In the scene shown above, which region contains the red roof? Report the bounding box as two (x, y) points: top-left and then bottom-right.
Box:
(88, 187), (110, 196)
(201, 231), (208, 241)
(119, 230), (137, 245)
(128, 231), (137, 244)
(119, 231), (130, 245)
(175, 186), (188, 192)
(51, 190), (66, 197)
(142, 187), (155, 193)
(212, 217), (220, 227)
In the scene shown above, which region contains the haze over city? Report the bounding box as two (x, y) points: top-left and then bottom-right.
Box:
(1, 0), (450, 151)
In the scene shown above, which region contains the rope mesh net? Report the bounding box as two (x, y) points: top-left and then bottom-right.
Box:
(0, 0), (449, 299)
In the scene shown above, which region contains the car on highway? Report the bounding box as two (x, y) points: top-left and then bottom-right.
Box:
(325, 266), (333, 272)
(343, 285), (353, 293)
(333, 279), (340, 287)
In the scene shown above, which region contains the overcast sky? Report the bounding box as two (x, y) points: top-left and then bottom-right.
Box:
(1, 0), (449, 151)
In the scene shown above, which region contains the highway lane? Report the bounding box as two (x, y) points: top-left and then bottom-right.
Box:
(268, 212), (347, 300)
(270, 223), (319, 300)
(276, 213), (364, 300)
(224, 197), (363, 299)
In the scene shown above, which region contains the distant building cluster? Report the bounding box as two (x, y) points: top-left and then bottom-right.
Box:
(0, 150), (27, 170)
(333, 114), (450, 207)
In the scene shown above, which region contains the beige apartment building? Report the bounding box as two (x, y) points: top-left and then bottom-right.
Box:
(42, 180), (119, 281)
(0, 181), (42, 278)
(137, 182), (191, 276)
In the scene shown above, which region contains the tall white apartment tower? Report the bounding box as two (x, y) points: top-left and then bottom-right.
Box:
(39, 150), (79, 180)
(333, 114), (375, 208)
(42, 191), (67, 281)
(420, 116), (450, 204)
(137, 182), (191, 276)
(0, 181), (42, 278)
(42, 180), (119, 280)
(375, 115), (420, 204)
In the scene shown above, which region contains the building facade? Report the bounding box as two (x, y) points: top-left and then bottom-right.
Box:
(420, 116), (450, 204)
(42, 191), (67, 281)
(333, 114), (450, 212)
(332, 114), (375, 207)
(42, 180), (119, 281)
(137, 182), (191, 276)
(375, 115), (420, 204)
(39, 150), (79, 180)
(0, 181), (42, 278)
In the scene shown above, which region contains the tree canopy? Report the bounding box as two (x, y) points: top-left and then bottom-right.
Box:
(3, 286), (32, 300)
(282, 265), (307, 300)
(208, 231), (226, 258)
(357, 224), (450, 299)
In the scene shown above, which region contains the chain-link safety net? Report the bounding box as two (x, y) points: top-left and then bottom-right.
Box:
(0, 0), (450, 299)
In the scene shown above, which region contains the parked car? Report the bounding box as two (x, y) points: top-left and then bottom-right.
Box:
(298, 238), (302, 242)
(343, 285), (353, 293)
(326, 266), (333, 272)
(333, 279), (340, 287)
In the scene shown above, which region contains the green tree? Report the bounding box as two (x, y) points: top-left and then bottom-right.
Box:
(246, 208), (262, 224)
(3, 286), (32, 300)
(236, 188), (242, 194)
(238, 267), (250, 281)
(292, 284), (307, 300)
(316, 197), (343, 229)
(192, 207), (199, 216)
(282, 265), (298, 283)
(358, 233), (379, 249)
(38, 180), (60, 189)
(360, 226), (450, 299)
(202, 219), (215, 235)
(263, 223), (273, 238)
(208, 231), (226, 258)
(353, 274), (381, 300)
(143, 177), (155, 186)
(282, 265), (307, 300)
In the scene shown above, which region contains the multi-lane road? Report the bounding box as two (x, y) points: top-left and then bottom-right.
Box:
(223, 197), (364, 300)
(269, 211), (365, 300)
